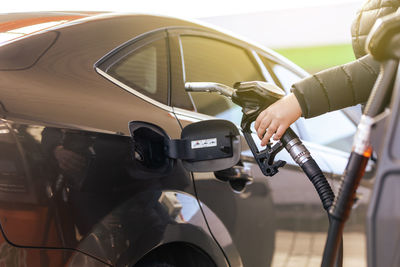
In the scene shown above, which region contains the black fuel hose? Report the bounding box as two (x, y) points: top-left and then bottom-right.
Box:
(281, 128), (335, 211)
(281, 128), (342, 267)
(300, 159), (335, 210)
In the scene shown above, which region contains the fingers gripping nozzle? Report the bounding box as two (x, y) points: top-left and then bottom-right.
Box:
(232, 81), (285, 118)
(231, 81), (287, 176)
(243, 130), (286, 176)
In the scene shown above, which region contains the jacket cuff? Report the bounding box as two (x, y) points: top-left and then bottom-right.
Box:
(290, 74), (330, 118)
(291, 86), (307, 118)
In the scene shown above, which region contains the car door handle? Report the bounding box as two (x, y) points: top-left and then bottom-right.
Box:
(214, 165), (251, 181)
(214, 166), (253, 191)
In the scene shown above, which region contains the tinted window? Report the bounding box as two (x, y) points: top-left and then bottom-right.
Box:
(105, 38), (168, 104)
(180, 36), (264, 124)
(260, 56), (356, 152)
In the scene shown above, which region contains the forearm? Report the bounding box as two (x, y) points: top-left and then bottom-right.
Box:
(291, 54), (380, 118)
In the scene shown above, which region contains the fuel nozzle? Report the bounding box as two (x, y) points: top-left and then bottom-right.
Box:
(229, 81), (287, 176)
(233, 81), (285, 103)
(231, 81), (285, 130)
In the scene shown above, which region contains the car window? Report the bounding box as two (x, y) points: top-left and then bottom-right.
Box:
(299, 110), (357, 152)
(179, 35), (264, 125)
(100, 37), (168, 105)
(258, 55), (300, 94)
(260, 56), (356, 152)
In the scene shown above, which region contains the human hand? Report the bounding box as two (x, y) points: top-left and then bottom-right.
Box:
(254, 93), (302, 146)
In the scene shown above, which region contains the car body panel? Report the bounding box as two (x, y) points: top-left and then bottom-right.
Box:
(0, 115), (230, 266)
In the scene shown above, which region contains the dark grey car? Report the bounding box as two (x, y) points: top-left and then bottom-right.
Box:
(0, 12), (372, 266)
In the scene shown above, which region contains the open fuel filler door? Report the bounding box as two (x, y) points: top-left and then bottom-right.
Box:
(129, 119), (241, 174)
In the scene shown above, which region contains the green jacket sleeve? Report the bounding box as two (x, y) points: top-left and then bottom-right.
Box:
(291, 54), (380, 118)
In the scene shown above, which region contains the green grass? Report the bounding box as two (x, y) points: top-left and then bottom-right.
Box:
(274, 44), (356, 73)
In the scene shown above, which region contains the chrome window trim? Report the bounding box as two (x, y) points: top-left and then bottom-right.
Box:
(255, 49), (309, 78)
(251, 50), (275, 83)
(172, 106), (214, 122)
(95, 28), (168, 69)
(95, 67), (173, 112)
(95, 29), (171, 110)
(177, 36), (197, 111)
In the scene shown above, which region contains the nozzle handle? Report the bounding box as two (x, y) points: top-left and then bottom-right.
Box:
(185, 82), (235, 98)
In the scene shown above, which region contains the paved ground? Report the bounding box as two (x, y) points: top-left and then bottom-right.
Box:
(271, 230), (366, 267)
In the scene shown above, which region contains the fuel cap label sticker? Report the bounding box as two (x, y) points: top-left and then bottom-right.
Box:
(191, 138), (217, 149)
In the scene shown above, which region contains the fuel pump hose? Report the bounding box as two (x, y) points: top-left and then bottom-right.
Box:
(281, 128), (335, 211)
